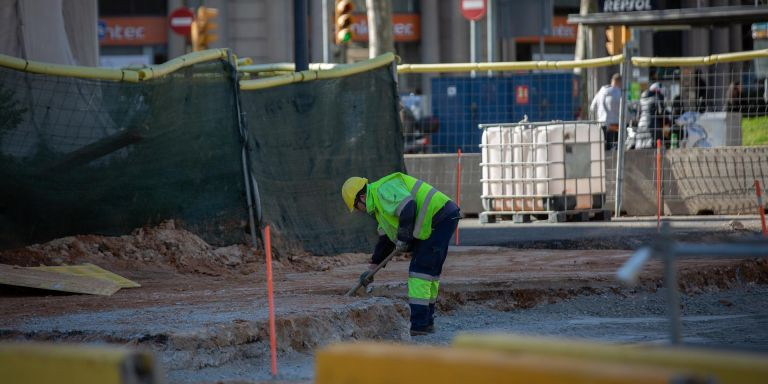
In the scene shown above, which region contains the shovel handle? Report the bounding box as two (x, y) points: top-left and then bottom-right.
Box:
(345, 250), (400, 296)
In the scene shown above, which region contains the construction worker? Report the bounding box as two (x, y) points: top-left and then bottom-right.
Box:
(341, 173), (460, 336)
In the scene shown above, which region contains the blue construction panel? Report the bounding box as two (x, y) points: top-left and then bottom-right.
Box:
(430, 74), (578, 153)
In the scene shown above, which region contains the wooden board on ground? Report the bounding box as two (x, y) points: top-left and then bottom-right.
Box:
(0, 264), (120, 296)
(32, 263), (140, 288)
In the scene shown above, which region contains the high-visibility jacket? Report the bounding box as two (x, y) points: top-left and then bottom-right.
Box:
(365, 172), (451, 242)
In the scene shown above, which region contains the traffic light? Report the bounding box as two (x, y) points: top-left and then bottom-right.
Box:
(605, 25), (630, 55)
(335, 0), (354, 45)
(191, 6), (219, 51)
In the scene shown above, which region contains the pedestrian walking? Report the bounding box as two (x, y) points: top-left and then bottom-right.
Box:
(590, 73), (622, 150)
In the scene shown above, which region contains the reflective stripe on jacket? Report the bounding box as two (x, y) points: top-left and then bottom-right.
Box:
(366, 172), (451, 242)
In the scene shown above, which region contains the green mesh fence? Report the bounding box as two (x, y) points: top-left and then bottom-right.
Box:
(241, 65), (405, 255)
(0, 59), (249, 249)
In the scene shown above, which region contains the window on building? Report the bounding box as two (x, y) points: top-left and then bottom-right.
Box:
(351, 0), (419, 14)
(98, 0), (167, 16)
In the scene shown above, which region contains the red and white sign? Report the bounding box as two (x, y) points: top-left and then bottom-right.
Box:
(515, 85), (529, 105)
(460, 0), (486, 21)
(350, 14), (421, 43)
(169, 7), (195, 36)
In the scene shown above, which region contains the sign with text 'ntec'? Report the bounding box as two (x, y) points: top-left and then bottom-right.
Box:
(349, 14), (420, 43)
(99, 17), (168, 46)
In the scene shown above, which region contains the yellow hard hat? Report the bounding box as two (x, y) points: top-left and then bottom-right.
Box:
(341, 177), (368, 212)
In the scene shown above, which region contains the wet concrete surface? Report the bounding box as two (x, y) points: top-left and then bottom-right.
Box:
(177, 285), (768, 383)
(2, 245), (767, 383)
(1, 216), (766, 383)
(414, 285), (768, 351)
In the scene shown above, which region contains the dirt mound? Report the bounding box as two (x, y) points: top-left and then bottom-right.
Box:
(0, 221), (378, 276)
(0, 221), (259, 276)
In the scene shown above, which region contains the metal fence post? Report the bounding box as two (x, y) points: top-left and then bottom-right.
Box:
(614, 42), (632, 217)
(659, 221), (682, 344)
(227, 50), (262, 249)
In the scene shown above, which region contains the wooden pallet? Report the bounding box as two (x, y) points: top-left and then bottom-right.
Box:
(479, 209), (611, 224)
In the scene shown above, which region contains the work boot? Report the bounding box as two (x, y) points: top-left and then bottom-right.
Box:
(410, 327), (430, 336)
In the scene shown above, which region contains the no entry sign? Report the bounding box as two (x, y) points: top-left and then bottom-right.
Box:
(460, 0), (486, 21)
(169, 7), (194, 36)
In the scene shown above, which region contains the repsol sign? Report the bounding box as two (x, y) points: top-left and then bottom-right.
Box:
(600, 0), (657, 12)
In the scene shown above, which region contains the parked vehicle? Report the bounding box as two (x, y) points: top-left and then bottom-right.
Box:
(400, 96), (439, 154)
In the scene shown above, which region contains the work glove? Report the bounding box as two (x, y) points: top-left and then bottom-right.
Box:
(395, 240), (411, 253)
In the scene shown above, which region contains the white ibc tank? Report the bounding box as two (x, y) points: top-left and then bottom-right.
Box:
(481, 122), (605, 212)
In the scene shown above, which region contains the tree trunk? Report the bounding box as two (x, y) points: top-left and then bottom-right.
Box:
(575, 0), (595, 119)
(366, 0), (394, 58)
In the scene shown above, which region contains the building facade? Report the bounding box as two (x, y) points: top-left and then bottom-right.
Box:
(92, 0), (764, 96)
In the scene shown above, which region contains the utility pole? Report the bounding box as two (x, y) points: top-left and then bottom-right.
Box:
(366, 0), (394, 58)
(294, 0), (308, 71)
(575, 0), (594, 119)
(322, 0), (329, 62)
(486, 0), (494, 77)
(470, 20), (477, 77)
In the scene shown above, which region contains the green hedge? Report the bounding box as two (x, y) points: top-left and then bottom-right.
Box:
(743, 116), (768, 146)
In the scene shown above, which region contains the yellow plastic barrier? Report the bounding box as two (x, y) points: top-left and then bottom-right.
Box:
(0, 342), (161, 384)
(0, 49), (230, 82)
(632, 48), (768, 67)
(239, 52), (395, 91)
(236, 57), (253, 66)
(316, 342), (703, 384)
(5, 48), (767, 83)
(135, 48), (228, 80)
(397, 54), (624, 73)
(453, 333), (768, 384)
(0, 53), (139, 82)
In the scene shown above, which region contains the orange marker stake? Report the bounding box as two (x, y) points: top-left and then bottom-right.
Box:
(656, 139), (662, 232)
(755, 180), (767, 237)
(456, 148), (462, 245)
(264, 225), (278, 377)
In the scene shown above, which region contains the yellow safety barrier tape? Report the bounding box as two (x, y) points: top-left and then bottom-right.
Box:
(397, 54), (624, 73)
(0, 342), (160, 384)
(0, 49), (229, 82)
(316, 342), (702, 384)
(239, 52), (395, 91)
(135, 48), (228, 80)
(632, 48), (768, 67)
(5, 48), (765, 83)
(0, 53), (139, 82)
(453, 333), (768, 384)
(32, 263), (140, 288)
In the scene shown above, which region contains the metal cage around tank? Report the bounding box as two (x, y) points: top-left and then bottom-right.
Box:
(478, 120), (610, 223)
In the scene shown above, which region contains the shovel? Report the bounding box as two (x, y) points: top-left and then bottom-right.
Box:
(345, 250), (399, 296)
